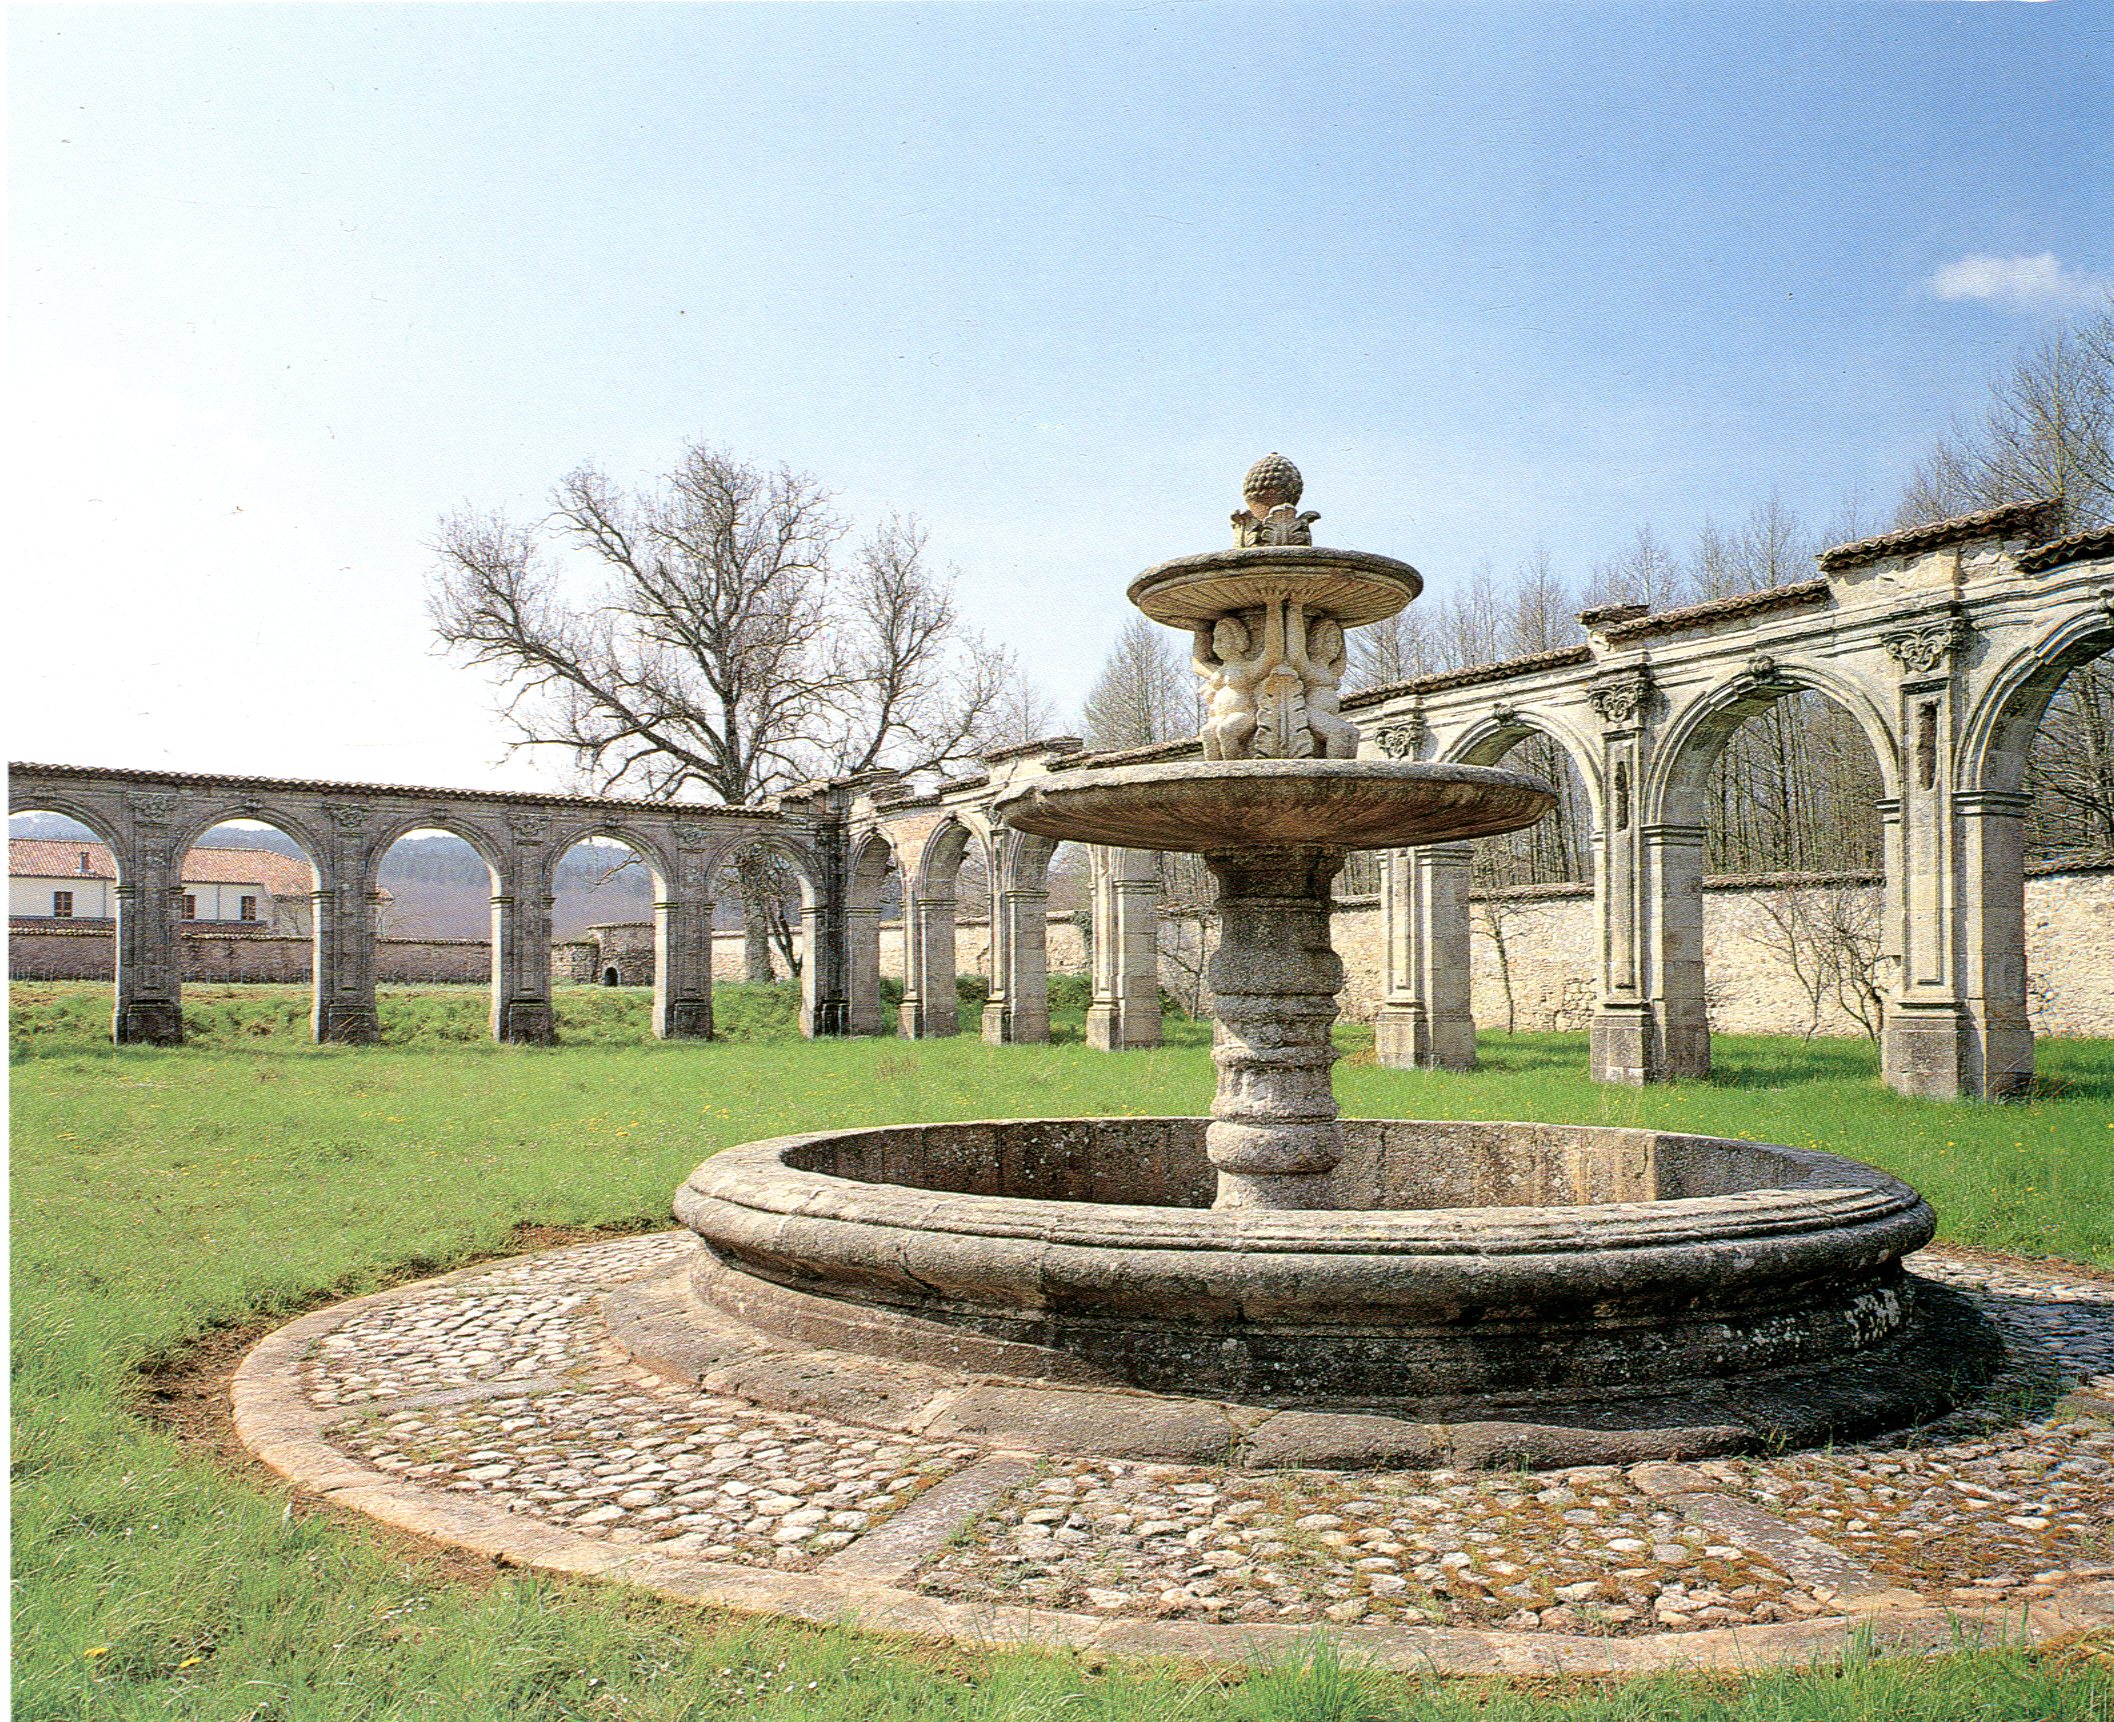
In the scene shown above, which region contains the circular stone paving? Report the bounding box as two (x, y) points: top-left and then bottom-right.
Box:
(233, 1233), (2114, 1675)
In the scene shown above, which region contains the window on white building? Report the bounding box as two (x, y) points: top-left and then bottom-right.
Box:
(54, 891), (74, 918)
(240, 895), (259, 922)
(184, 894), (198, 920)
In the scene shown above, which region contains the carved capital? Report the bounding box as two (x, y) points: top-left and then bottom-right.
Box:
(1883, 616), (1975, 676)
(1587, 666), (1655, 728)
(1372, 714), (1427, 759)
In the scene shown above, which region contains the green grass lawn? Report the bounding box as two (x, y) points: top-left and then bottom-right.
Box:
(11, 980), (2114, 1720)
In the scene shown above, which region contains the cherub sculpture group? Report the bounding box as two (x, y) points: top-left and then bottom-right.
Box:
(1194, 598), (1359, 761)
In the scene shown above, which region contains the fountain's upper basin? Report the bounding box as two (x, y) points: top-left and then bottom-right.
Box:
(1127, 544), (1422, 628)
(995, 759), (1554, 854)
(675, 1119), (1936, 1407)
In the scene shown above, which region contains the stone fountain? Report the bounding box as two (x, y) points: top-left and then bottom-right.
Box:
(656, 458), (1994, 1467)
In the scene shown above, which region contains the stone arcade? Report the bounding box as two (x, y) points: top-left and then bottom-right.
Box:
(11, 496), (2113, 1100)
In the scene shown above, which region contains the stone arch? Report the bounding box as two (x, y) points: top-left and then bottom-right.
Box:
(1439, 710), (1605, 825)
(1647, 658), (1901, 831)
(1400, 712), (1604, 1065)
(168, 801), (332, 893)
(167, 801), (335, 1042)
(8, 794), (137, 1040)
(1628, 659), (1899, 1084)
(706, 829), (834, 1036)
(844, 828), (900, 1035)
(896, 816), (992, 1039)
(1957, 602), (2114, 798)
(361, 813), (513, 1041)
(541, 819), (674, 900)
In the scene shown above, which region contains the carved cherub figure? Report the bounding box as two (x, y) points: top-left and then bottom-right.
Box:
(1289, 609), (1359, 759)
(1193, 612), (1276, 760)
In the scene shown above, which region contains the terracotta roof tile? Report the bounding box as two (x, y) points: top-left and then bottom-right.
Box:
(1599, 580), (1831, 643)
(1817, 499), (2062, 573)
(10, 838), (312, 897)
(2016, 526), (2114, 574)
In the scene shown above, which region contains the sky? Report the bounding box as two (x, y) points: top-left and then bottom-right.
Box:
(8, 2), (2110, 794)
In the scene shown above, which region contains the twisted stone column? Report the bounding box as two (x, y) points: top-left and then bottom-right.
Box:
(1203, 846), (1346, 1209)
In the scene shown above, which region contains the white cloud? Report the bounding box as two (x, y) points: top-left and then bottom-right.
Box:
(1926, 252), (2111, 312)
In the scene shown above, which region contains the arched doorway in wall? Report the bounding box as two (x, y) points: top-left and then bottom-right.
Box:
(175, 815), (327, 1036)
(8, 805), (127, 1037)
(1654, 673), (1895, 1075)
(370, 824), (505, 1040)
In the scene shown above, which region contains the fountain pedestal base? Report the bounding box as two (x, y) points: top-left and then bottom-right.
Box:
(1204, 847), (1348, 1209)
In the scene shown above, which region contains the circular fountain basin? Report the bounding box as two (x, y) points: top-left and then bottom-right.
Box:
(666, 1118), (1993, 1463)
(996, 759), (1554, 853)
(1128, 545), (1422, 628)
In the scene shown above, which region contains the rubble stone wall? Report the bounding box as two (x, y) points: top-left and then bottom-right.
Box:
(9, 923), (494, 985)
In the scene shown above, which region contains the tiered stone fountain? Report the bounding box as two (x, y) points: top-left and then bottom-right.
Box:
(661, 458), (1993, 1466)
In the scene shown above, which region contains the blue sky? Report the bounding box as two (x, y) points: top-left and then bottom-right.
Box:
(9, 2), (2109, 789)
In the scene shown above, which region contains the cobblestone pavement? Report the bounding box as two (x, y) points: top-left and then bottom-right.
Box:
(304, 1236), (2114, 1638)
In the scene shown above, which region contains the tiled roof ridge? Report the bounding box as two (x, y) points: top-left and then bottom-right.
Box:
(1816, 499), (2062, 573)
(1598, 579), (1831, 643)
(1340, 645), (1595, 712)
(7, 762), (783, 818)
(2016, 525), (2114, 575)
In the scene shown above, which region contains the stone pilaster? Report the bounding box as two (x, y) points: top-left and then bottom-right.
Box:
(313, 802), (379, 1044)
(1203, 846), (1346, 1209)
(1085, 846), (1162, 1051)
(845, 900), (885, 1034)
(898, 889), (958, 1038)
(653, 896), (715, 1040)
(493, 829), (555, 1045)
(802, 816), (851, 1038)
(1372, 844), (1476, 1070)
(983, 883), (1051, 1044)
(114, 792), (184, 1045)
(1588, 672), (1656, 1083)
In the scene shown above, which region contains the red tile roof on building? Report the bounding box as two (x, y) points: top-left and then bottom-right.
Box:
(10, 839), (313, 897)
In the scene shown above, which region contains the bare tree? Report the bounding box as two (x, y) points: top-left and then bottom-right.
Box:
(1080, 616), (1194, 751)
(1896, 301), (2114, 534)
(430, 441), (1015, 978)
(1896, 300), (2114, 863)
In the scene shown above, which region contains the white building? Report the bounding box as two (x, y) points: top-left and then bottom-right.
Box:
(9, 839), (316, 936)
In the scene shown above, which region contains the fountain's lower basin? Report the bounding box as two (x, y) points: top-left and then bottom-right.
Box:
(673, 1120), (1970, 1431)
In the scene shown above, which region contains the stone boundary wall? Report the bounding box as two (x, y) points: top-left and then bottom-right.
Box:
(1328, 864), (2114, 1040)
(23, 868), (2109, 1040)
(8, 922), (492, 985)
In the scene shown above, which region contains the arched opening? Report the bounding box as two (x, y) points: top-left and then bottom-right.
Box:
(898, 819), (991, 1038)
(1041, 840), (1092, 1039)
(549, 829), (665, 1035)
(1656, 673), (1895, 1072)
(370, 825), (506, 1042)
(175, 814), (326, 1040)
(1400, 721), (1599, 1071)
(708, 837), (823, 1039)
(8, 804), (127, 1042)
(846, 831), (902, 1035)
(1959, 620), (2114, 1091)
